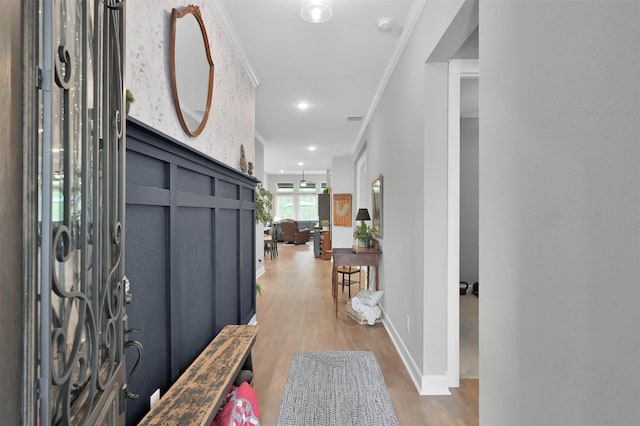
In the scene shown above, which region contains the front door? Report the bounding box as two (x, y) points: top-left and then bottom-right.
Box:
(31, 1), (129, 424)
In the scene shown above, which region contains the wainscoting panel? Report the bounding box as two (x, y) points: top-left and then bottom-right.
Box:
(124, 204), (171, 423)
(124, 118), (257, 425)
(215, 208), (240, 329)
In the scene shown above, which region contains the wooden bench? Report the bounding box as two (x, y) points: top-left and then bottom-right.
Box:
(138, 324), (258, 426)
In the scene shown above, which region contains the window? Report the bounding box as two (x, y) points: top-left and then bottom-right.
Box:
(275, 181), (321, 220)
(298, 182), (317, 220)
(276, 183), (294, 219)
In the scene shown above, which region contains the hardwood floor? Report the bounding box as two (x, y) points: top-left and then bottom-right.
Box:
(252, 242), (479, 425)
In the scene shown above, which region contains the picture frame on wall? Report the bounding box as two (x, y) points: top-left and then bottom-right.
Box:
(372, 175), (383, 238)
(333, 193), (352, 227)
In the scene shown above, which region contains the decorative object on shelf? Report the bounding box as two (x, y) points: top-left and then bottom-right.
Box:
(333, 193), (352, 227)
(353, 208), (373, 247)
(248, 161), (253, 176)
(300, 0), (332, 23)
(169, 5), (215, 137)
(126, 89), (134, 114)
(240, 144), (248, 173)
(371, 175), (383, 238)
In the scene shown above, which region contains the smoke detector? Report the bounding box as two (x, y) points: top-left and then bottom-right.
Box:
(377, 18), (394, 32)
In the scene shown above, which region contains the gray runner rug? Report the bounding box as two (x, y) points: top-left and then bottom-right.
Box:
(277, 351), (400, 426)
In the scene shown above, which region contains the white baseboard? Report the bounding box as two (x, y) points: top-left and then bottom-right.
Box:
(256, 266), (265, 278)
(380, 305), (452, 396)
(420, 374), (452, 395)
(380, 306), (423, 392)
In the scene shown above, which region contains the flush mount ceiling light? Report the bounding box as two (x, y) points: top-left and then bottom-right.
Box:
(297, 102), (310, 110)
(377, 17), (395, 32)
(300, 0), (332, 24)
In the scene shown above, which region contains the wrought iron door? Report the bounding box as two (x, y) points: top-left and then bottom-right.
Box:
(35, 0), (129, 424)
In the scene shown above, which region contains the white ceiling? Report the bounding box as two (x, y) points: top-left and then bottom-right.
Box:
(219, 0), (419, 175)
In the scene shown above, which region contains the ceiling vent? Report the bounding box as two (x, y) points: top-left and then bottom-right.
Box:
(346, 116), (363, 121)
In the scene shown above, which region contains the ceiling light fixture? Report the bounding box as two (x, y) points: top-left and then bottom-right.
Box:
(297, 102), (310, 110)
(299, 170), (307, 187)
(309, 146), (317, 151)
(377, 18), (395, 32)
(300, 0), (332, 24)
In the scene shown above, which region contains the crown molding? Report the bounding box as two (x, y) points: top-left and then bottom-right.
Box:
(352, 0), (427, 154)
(208, 0), (261, 87)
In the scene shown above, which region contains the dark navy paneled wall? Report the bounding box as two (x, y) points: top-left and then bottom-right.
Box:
(124, 118), (257, 425)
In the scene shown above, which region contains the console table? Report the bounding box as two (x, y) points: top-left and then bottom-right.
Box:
(332, 246), (382, 317)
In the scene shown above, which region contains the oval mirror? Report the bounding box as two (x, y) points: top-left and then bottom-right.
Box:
(170, 6), (214, 137)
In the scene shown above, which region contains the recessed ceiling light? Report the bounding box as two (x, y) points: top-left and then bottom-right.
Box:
(309, 146), (317, 151)
(300, 0), (332, 24)
(280, 169), (284, 173)
(298, 162), (304, 166)
(297, 102), (309, 110)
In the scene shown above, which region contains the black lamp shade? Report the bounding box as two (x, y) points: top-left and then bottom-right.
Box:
(355, 208), (371, 221)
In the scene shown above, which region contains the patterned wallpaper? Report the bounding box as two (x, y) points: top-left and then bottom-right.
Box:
(126, 0), (255, 169)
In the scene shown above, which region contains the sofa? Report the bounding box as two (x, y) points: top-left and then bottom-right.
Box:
(279, 219), (312, 244)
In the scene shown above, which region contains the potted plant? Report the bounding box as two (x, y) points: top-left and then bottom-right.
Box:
(353, 222), (374, 248)
(255, 184), (273, 225)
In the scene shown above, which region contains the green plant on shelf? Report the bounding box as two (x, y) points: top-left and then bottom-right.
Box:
(255, 184), (273, 225)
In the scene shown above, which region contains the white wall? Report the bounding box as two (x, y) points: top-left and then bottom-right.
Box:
(330, 156), (355, 248)
(362, 0), (473, 393)
(459, 117), (478, 285)
(480, 2), (640, 424)
(126, 0), (255, 169)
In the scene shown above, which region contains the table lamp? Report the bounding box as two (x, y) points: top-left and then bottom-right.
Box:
(355, 208), (371, 224)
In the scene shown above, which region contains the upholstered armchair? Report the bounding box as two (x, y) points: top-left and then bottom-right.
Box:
(280, 219), (311, 244)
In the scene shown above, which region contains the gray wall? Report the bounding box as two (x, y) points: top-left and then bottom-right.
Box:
(480, 2), (640, 424)
(460, 117), (478, 285)
(0, 0), (23, 423)
(361, 0), (475, 391)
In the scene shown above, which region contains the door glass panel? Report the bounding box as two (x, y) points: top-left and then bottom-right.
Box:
(37, 0), (127, 424)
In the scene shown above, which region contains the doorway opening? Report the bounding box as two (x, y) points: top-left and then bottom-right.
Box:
(447, 59), (479, 387)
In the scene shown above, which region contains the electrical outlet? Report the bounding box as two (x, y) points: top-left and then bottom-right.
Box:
(406, 315), (410, 333)
(150, 388), (160, 409)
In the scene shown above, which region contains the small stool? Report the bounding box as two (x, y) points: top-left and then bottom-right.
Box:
(337, 266), (361, 298)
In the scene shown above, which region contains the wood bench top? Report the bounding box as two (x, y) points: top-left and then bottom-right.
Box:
(138, 324), (258, 426)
